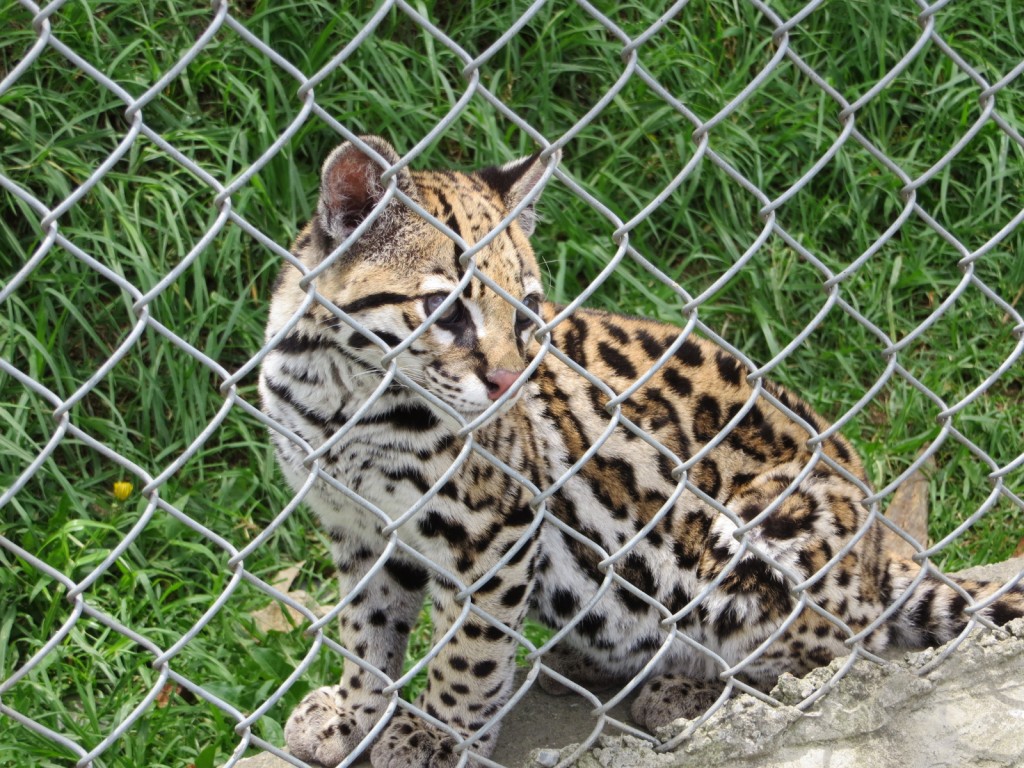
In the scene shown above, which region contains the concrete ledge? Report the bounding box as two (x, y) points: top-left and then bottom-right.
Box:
(569, 615), (1024, 768)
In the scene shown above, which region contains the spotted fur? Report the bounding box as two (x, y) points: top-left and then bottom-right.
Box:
(260, 136), (1024, 766)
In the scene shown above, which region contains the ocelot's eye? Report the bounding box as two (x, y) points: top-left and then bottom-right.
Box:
(516, 295), (541, 333)
(424, 293), (465, 326)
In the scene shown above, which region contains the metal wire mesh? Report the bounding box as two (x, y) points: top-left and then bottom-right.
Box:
(2, 0), (1023, 766)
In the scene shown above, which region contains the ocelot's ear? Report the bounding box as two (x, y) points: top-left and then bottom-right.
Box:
(477, 149), (560, 237)
(317, 136), (418, 242)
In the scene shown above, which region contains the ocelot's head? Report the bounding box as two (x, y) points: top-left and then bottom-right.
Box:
(287, 135), (556, 420)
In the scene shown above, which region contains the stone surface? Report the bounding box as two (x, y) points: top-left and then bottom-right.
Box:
(232, 752), (299, 768)
(550, 616), (1024, 768)
(229, 558), (1024, 768)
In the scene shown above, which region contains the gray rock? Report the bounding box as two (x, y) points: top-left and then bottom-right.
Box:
(534, 748), (562, 767)
(231, 752), (301, 768)
(575, 617), (1024, 768)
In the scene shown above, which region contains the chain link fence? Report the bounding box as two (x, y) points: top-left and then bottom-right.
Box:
(2, 0), (1023, 766)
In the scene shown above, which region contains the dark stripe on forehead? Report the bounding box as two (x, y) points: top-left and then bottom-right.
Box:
(434, 189), (454, 218)
(445, 211), (464, 244)
(503, 229), (524, 275)
(341, 292), (412, 314)
(446, 211), (466, 279)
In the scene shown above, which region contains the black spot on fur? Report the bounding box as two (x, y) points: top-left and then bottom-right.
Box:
(576, 611), (606, 638)
(635, 329), (666, 359)
(739, 502), (762, 523)
(829, 436), (853, 463)
(551, 588), (578, 617)
(666, 584), (693, 614)
(630, 634), (661, 655)
(674, 512), (711, 569)
(264, 379), (344, 430)
(472, 659), (497, 678)
(501, 583), (528, 607)
(381, 465), (430, 493)
(662, 367), (692, 398)
(419, 511), (468, 544)
(715, 352), (743, 386)
(384, 559), (429, 591)
(692, 459), (722, 499)
(366, 402), (440, 431)
(275, 332), (328, 355)
(505, 503), (533, 527)
(693, 394), (723, 442)
(989, 598), (1020, 627)
(761, 511), (799, 539)
(561, 315), (589, 365)
(676, 340), (704, 366)
(597, 341), (638, 379)
(618, 553), (656, 614)
(475, 574), (503, 594)
(713, 607), (743, 638)
(603, 322), (630, 344)
(732, 472), (756, 491)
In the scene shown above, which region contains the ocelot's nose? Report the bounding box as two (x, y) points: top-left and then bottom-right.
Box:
(486, 369), (524, 400)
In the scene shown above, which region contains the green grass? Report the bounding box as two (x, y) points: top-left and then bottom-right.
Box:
(1, 0), (1023, 765)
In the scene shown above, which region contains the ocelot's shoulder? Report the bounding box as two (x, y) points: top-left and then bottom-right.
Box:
(543, 303), (729, 384)
(538, 302), (864, 477)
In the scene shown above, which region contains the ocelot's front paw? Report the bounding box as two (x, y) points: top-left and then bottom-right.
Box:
(285, 685), (371, 766)
(630, 674), (724, 730)
(370, 710), (462, 768)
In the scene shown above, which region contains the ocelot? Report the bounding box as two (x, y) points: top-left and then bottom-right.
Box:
(259, 135), (1024, 767)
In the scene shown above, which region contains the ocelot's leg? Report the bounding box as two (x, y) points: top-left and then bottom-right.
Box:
(286, 534), (428, 766)
(371, 522), (540, 768)
(630, 674), (725, 730)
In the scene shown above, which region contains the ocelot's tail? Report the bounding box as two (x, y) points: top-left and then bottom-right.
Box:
(883, 556), (1024, 648)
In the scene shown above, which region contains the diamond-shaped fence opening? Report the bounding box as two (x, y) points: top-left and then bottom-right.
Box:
(2, 1), (1023, 766)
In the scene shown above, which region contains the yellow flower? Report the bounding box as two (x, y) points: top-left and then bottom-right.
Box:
(113, 481), (133, 501)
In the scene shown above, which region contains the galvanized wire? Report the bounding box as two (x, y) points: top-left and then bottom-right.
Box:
(2, 0), (1023, 767)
